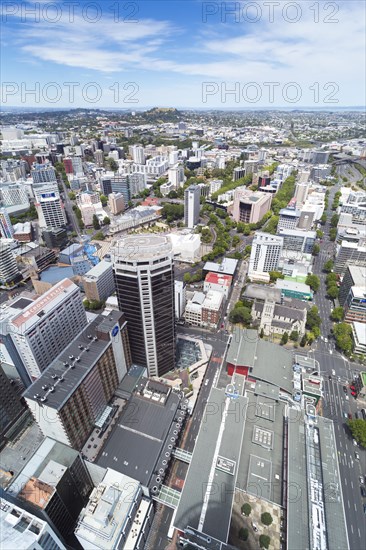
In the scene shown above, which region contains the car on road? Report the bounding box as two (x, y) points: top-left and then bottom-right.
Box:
(332, 369), (336, 376)
(348, 413), (352, 419)
(324, 338), (328, 343)
(343, 412), (348, 419)
(355, 452), (360, 461)
(343, 386), (348, 393)
(345, 395), (349, 400)
(361, 486), (366, 498)
(252, 523), (258, 532)
(359, 475), (364, 484)
(204, 379), (209, 386)
(363, 504), (366, 514)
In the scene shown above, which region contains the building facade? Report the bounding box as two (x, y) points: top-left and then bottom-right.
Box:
(184, 185), (201, 229)
(82, 260), (115, 302)
(248, 233), (283, 279)
(23, 312), (130, 450)
(112, 235), (176, 377)
(232, 188), (272, 224)
(10, 278), (88, 379)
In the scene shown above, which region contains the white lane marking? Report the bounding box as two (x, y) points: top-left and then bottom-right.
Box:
(350, 524), (354, 534)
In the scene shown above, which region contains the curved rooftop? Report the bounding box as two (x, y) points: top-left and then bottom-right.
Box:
(111, 234), (172, 261)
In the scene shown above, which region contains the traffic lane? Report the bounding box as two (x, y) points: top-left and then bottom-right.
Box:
(322, 377), (366, 547)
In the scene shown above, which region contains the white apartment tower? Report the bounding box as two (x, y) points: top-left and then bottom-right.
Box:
(294, 182), (309, 205)
(131, 145), (145, 164)
(248, 232), (284, 278)
(10, 278), (88, 379)
(184, 185), (201, 228)
(33, 183), (67, 228)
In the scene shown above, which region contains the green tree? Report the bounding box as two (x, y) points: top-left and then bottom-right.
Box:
(229, 306), (252, 325)
(94, 231), (105, 241)
(108, 158), (118, 172)
(241, 503), (252, 516)
(330, 213), (339, 228)
(306, 274), (320, 292)
(92, 214), (100, 230)
(68, 191), (76, 200)
(316, 229), (324, 239)
(290, 330), (299, 342)
(329, 228), (337, 241)
(331, 307), (344, 322)
(323, 259), (334, 273)
(327, 285), (339, 299)
(261, 512), (273, 526)
(312, 243), (320, 256)
(326, 272), (337, 285)
(100, 194), (108, 206)
(259, 535), (271, 549)
(232, 235), (240, 247)
(183, 273), (191, 284)
(333, 322), (353, 355)
(300, 334), (307, 347)
(320, 213), (327, 225)
(238, 528), (249, 541)
(306, 306), (321, 331)
(347, 419), (366, 448)
(269, 270), (284, 283)
(281, 332), (289, 345)
(244, 244), (252, 257)
(103, 216), (110, 225)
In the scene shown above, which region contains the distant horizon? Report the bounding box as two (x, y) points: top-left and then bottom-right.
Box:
(1, 105), (366, 114)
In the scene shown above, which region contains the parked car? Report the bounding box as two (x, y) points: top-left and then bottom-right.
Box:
(359, 475), (364, 484)
(355, 452), (360, 461)
(361, 486), (366, 498)
(252, 523), (258, 532)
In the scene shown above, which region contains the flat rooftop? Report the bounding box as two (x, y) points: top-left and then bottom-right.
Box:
(97, 382), (182, 487)
(236, 390), (285, 504)
(11, 278), (77, 330)
(227, 328), (294, 394)
(83, 259), (112, 280)
(111, 234), (172, 261)
(23, 312), (123, 410)
(174, 387), (247, 543)
(203, 258), (238, 276)
(75, 468), (140, 550)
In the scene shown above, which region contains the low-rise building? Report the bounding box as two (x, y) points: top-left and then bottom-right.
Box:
(276, 279), (313, 301)
(251, 299), (307, 337)
(75, 468), (154, 550)
(82, 260), (115, 302)
(203, 271), (232, 298)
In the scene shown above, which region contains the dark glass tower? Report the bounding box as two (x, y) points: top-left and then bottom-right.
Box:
(111, 235), (176, 377)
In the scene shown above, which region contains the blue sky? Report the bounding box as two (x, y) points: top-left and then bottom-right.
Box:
(1, 0), (365, 108)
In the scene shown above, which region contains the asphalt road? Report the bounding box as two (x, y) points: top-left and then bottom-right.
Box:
(309, 181), (366, 548)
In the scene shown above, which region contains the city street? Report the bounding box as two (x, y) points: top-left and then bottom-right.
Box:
(310, 179), (366, 548)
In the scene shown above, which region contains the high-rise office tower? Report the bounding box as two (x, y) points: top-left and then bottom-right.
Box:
(0, 241), (21, 285)
(111, 235), (176, 377)
(184, 185), (200, 229)
(10, 278), (88, 380)
(33, 183), (67, 228)
(0, 208), (14, 239)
